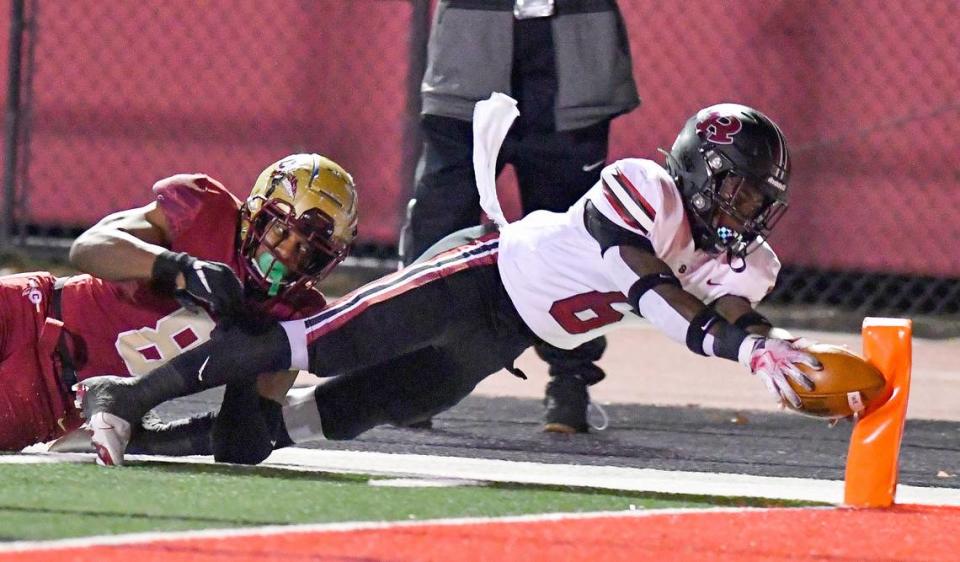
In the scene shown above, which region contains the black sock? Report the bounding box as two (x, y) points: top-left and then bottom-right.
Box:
(261, 397), (293, 449)
(272, 415), (294, 449)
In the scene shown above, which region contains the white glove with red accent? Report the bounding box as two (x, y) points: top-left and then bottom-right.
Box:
(738, 335), (822, 407)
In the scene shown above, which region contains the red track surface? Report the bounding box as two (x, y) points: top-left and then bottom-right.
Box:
(3, 505), (958, 562)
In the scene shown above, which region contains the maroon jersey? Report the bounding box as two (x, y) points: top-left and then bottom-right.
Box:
(61, 174), (325, 379)
(0, 174), (326, 449)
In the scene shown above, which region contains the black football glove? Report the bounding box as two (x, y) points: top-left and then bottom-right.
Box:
(152, 250), (244, 318)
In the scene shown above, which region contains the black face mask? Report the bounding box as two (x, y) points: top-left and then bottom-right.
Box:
(707, 174), (788, 257)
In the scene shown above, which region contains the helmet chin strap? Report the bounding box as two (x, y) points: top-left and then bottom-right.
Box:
(255, 253), (288, 297)
(726, 248), (747, 272)
(715, 224), (750, 260)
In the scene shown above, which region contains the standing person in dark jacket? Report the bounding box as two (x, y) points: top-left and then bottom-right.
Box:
(400, 0), (640, 433)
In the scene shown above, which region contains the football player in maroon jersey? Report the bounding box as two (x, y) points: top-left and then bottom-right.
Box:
(0, 153), (357, 456)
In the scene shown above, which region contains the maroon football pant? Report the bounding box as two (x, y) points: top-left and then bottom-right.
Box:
(0, 273), (79, 450)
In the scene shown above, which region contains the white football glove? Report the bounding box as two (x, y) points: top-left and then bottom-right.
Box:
(738, 335), (822, 408)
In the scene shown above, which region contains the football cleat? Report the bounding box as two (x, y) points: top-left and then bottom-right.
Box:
(74, 375), (143, 423)
(73, 375), (146, 466)
(543, 376), (591, 433)
(87, 412), (131, 467)
(543, 376), (610, 434)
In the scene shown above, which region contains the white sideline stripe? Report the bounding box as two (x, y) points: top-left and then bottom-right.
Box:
(258, 448), (960, 506)
(0, 506), (781, 553)
(4, 447), (960, 507)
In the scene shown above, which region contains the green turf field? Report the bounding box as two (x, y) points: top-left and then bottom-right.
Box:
(0, 461), (809, 542)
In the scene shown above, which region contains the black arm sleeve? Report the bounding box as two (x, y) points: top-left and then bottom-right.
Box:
(627, 272), (682, 315)
(712, 322), (752, 362)
(685, 308), (723, 356)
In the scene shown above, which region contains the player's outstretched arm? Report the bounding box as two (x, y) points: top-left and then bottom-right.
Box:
(70, 203), (172, 282)
(614, 246), (821, 407)
(70, 202), (245, 316)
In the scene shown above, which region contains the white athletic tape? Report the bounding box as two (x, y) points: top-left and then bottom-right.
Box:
(282, 386), (325, 443)
(847, 391), (865, 413)
(473, 93), (519, 229)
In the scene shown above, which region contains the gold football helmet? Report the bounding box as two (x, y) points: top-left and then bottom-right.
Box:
(239, 153), (358, 303)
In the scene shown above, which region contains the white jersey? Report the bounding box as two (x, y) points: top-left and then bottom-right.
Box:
(497, 158), (780, 350)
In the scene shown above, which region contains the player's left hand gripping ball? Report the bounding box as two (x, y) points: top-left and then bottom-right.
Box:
(739, 336), (821, 408)
(783, 343), (888, 419)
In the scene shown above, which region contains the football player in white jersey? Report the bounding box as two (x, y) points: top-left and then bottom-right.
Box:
(77, 97), (821, 466)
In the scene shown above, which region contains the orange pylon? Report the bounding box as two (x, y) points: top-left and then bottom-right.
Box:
(843, 317), (913, 507)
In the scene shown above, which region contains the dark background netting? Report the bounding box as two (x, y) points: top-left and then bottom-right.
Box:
(1, 0), (958, 320)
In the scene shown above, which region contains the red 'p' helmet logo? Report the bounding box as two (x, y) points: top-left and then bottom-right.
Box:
(696, 112), (742, 144)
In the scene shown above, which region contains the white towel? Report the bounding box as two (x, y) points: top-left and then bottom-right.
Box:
(472, 92), (519, 229)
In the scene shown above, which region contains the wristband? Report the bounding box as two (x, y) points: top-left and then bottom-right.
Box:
(685, 308), (723, 356)
(714, 323), (754, 362)
(150, 250), (190, 296)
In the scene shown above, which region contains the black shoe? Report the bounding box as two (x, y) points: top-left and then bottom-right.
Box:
(543, 376), (589, 433)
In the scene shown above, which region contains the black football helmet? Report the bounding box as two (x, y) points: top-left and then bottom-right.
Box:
(663, 103), (790, 258)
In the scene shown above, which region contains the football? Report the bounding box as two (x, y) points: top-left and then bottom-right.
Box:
(786, 343), (889, 419)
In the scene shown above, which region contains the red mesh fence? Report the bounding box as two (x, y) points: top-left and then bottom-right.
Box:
(2, 0), (416, 245)
(2, 0), (958, 278)
(605, 0), (960, 278)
